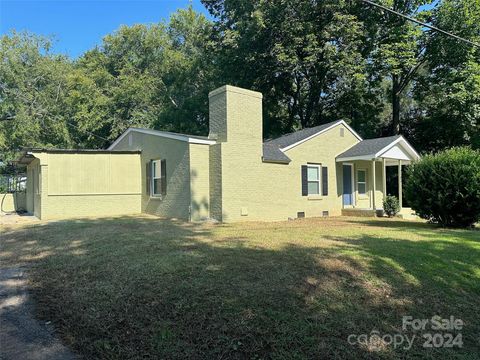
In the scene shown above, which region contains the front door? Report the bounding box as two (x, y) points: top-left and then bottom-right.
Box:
(343, 164), (353, 206)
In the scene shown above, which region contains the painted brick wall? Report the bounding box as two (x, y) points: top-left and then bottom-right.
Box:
(113, 132), (193, 220)
(26, 164), (34, 213)
(209, 87), (228, 142)
(27, 152), (142, 220)
(25, 159), (40, 216)
(208, 86), (264, 221)
(189, 143), (210, 221)
(207, 85), (363, 222)
(228, 125), (360, 221)
(209, 143), (223, 221)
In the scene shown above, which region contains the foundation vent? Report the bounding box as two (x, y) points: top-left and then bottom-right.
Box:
(297, 211), (305, 218)
(322, 211), (329, 217)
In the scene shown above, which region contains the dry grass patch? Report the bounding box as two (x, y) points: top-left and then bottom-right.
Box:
(1, 215), (479, 359)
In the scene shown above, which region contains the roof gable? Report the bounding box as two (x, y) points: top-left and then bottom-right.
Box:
(336, 135), (420, 161)
(108, 128), (216, 150)
(381, 144), (411, 161)
(266, 120), (362, 150)
(262, 120), (362, 163)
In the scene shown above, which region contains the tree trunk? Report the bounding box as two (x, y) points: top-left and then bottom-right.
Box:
(392, 74), (401, 135)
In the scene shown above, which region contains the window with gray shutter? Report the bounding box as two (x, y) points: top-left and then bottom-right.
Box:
(322, 166), (328, 196)
(160, 159), (167, 195)
(146, 161), (151, 195)
(301, 165), (308, 196)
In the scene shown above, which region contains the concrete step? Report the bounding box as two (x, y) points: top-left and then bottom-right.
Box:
(341, 208), (377, 217)
(397, 208), (420, 220)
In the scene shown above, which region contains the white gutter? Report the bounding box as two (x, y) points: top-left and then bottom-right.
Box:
(108, 128), (216, 150)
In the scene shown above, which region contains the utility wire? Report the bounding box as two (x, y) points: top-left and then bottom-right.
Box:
(66, 121), (109, 142)
(360, 0), (480, 48)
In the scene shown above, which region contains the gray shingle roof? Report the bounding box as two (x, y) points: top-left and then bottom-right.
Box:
(337, 135), (401, 159)
(262, 120), (343, 163)
(262, 142), (292, 163)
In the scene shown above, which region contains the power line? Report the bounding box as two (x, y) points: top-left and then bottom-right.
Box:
(360, 0), (480, 48)
(66, 122), (109, 142)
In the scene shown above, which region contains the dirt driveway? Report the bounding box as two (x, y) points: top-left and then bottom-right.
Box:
(1, 214), (76, 359)
(0, 213), (39, 226)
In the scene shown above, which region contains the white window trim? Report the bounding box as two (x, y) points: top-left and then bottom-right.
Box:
(307, 164), (322, 196)
(357, 169), (367, 196)
(151, 159), (162, 197)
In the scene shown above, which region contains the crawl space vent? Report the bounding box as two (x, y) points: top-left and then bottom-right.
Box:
(322, 211), (329, 217)
(297, 212), (305, 218)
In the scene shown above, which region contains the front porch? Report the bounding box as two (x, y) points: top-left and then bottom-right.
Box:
(341, 207), (417, 219)
(336, 135), (420, 217)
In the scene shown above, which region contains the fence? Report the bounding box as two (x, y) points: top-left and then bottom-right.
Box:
(0, 175), (26, 193)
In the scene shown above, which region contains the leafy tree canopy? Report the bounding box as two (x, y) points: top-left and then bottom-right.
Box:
(1, 6), (214, 155)
(1, 1), (479, 160)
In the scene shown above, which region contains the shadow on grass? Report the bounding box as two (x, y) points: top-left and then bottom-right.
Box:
(346, 218), (480, 233)
(1, 215), (479, 359)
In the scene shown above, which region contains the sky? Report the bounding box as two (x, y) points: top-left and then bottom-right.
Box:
(1, 0), (440, 59)
(0, 0), (211, 58)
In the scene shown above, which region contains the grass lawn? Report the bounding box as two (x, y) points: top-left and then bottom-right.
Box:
(1, 216), (479, 359)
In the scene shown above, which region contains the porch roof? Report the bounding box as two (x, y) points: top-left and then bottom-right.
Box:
(336, 135), (420, 163)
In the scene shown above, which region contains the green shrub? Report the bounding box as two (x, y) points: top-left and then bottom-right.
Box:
(405, 147), (480, 228)
(383, 196), (400, 217)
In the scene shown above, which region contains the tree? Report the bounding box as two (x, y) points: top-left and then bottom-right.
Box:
(0, 32), (73, 157)
(2, 3), (478, 157)
(0, 6), (215, 158)
(203, 0), (372, 138)
(409, 0), (480, 152)
(72, 6), (215, 148)
(354, 0), (431, 135)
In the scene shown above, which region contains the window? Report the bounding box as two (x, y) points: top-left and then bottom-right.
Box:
(150, 159), (166, 196)
(301, 164), (327, 197)
(357, 169), (367, 195)
(307, 165), (321, 195)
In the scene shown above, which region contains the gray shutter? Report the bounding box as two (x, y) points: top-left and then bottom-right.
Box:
(146, 161), (151, 195)
(161, 159), (167, 195)
(301, 165), (308, 196)
(322, 166), (328, 196)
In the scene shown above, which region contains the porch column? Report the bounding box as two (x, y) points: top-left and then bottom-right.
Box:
(372, 159), (376, 210)
(398, 159), (403, 208)
(382, 158), (387, 203)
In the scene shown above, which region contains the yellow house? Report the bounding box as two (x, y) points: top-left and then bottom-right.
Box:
(18, 85), (420, 221)
(18, 150), (142, 220)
